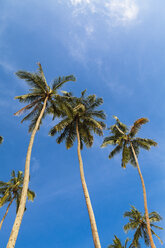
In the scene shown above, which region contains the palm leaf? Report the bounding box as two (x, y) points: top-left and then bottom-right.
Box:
(109, 145), (122, 159)
(113, 116), (128, 133)
(0, 136), (3, 144)
(101, 136), (116, 147)
(121, 142), (130, 168)
(49, 117), (72, 136)
(14, 93), (43, 103)
(151, 229), (163, 244)
(27, 190), (35, 202)
(37, 62), (49, 92)
(14, 98), (43, 116)
(16, 71), (47, 92)
(52, 75), (76, 91)
(129, 118), (149, 137)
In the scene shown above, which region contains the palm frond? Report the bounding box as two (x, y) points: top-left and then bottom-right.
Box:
(56, 126), (70, 144)
(20, 104), (40, 124)
(79, 123), (93, 148)
(14, 93), (43, 103)
(129, 143), (139, 167)
(109, 145), (122, 159)
(81, 89), (87, 97)
(121, 142), (130, 168)
(28, 103), (44, 132)
(14, 98), (43, 116)
(129, 118), (149, 137)
(52, 75), (76, 91)
(16, 71), (47, 92)
(113, 116), (128, 133)
(0, 136), (3, 144)
(87, 110), (106, 120)
(135, 138), (157, 149)
(27, 190), (35, 201)
(65, 123), (77, 149)
(49, 117), (72, 136)
(151, 229), (163, 244)
(101, 136), (117, 147)
(37, 62), (49, 92)
(83, 117), (104, 132)
(87, 96), (103, 110)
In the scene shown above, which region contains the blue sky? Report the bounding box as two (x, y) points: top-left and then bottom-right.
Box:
(0, 0), (165, 247)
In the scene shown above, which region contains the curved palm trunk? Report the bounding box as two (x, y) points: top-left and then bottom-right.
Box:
(76, 120), (101, 248)
(130, 143), (156, 248)
(7, 96), (48, 248)
(0, 197), (15, 230)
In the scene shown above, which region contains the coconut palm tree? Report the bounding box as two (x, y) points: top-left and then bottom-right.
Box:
(101, 116), (157, 248)
(7, 63), (76, 248)
(49, 90), (106, 248)
(0, 170), (35, 230)
(124, 206), (163, 247)
(108, 235), (130, 248)
(0, 136), (3, 144)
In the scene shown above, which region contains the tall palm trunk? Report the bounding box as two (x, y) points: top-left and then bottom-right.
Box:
(7, 96), (48, 248)
(0, 197), (15, 230)
(76, 119), (101, 248)
(130, 143), (156, 248)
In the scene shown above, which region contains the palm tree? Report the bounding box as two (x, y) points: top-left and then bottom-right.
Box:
(108, 235), (130, 248)
(49, 90), (106, 248)
(7, 63), (76, 248)
(0, 136), (3, 144)
(0, 171), (35, 230)
(101, 116), (157, 248)
(124, 206), (163, 247)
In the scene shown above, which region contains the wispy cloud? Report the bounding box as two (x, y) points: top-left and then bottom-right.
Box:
(65, 0), (139, 62)
(69, 0), (139, 25)
(70, 0), (91, 5)
(105, 0), (139, 24)
(31, 157), (40, 173)
(0, 60), (16, 73)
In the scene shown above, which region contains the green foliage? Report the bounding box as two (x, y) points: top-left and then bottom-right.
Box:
(108, 235), (131, 248)
(124, 206), (163, 247)
(0, 171), (35, 215)
(49, 90), (106, 149)
(101, 116), (157, 168)
(14, 63), (76, 132)
(0, 136), (3, 144)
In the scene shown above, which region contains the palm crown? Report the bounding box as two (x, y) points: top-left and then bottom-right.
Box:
(0, 170), (35, 212)
(101, 116), (157, 168)
(14, 63), (76, 132)
(108, 235), (130, 248)
(49, 90), (106, 149)
(124, 206), (163, 247)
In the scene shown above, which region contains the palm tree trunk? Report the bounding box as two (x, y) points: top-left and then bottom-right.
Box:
(76, 119), (101, 248)
(0, 197), (15, 230)
(7, 96), (48, 248)
(130, 142), (156, 248)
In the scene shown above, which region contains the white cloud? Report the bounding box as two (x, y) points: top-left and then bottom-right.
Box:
(69, 0), (139, 24)
(70, 0), (91, 5)
(105, 0), (139, 24)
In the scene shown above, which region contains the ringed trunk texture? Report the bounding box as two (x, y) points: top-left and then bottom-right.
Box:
(7, 96), (48, 248)
(0, 197), (15, 230)
(76, 120), (101, 248)
(130, 143), (156, 248)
